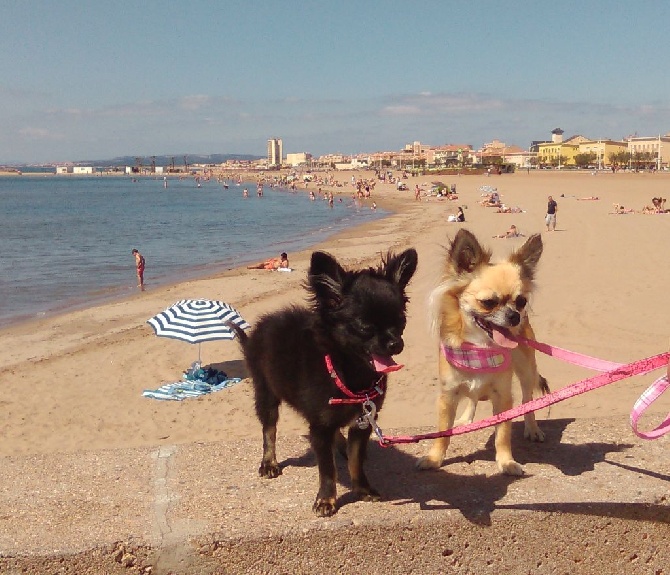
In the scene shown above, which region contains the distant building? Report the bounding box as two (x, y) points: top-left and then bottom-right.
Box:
(334, 157), (369, 170)
(537, 131), (589, 167)
(315, 153), (348, 168)
(472, 140), (528, 167)
(72, 166), (93, 174)
(285, 152), (312, 167)
(551, 128), (564, 143)
(267, 138), (283, 167)
(425, 144), (473, 167)
(578, 139), (627, 169)
(56, 166), (71, 174)
(627, 135), (670, 169)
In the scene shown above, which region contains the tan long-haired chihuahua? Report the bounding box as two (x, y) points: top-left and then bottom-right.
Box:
(417, 229), (547, 475)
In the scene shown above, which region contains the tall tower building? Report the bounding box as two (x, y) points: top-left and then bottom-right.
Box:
(551, 128), (564, 144)
(267, 138), (283, 167)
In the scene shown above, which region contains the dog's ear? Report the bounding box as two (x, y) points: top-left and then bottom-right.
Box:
(510, 234), (543, 280)
(448, 229), (491, 274)
(383, 248), (418, 291)
(308, 251), (345, 307)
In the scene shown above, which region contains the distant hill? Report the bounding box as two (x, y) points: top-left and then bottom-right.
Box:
(79, 154), (262, 168)
(10, 153), (262, 169)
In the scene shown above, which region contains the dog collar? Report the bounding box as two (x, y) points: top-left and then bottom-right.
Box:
(441, 342), (512, 373)
(325, 354), (388, 405)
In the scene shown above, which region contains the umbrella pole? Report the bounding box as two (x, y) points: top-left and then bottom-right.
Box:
(198, 342), (202, 366)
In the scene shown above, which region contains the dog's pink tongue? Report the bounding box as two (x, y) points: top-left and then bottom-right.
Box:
(491, 327), (519, 349)
(372, 355), (404, 373)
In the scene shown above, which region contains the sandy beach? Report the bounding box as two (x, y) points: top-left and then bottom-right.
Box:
(2, 170), (668, 457)
(1, 170), (669, 572)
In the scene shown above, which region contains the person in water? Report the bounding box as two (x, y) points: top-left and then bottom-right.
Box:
(131, 248), (146, 291)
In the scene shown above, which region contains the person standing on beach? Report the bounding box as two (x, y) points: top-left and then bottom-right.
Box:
(132, 249), (145, 291)
(545, 195), (558, 231)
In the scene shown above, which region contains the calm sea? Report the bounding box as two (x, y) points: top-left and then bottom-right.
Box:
(0, 175), (385, 327)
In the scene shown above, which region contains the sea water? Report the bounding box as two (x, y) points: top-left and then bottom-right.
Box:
(0, 175), (385, 326)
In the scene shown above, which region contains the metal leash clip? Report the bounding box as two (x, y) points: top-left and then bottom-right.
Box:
(356, 399), (375, 429)
(356, 399), (385, 442)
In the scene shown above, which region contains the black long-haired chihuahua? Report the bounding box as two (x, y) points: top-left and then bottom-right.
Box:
(230, 248), (417, 516)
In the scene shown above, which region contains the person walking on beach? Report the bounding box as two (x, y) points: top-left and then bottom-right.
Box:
(545, 195), (558, 232)
(132, 249), (146, 291)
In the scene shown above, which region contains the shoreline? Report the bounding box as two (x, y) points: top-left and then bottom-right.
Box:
(0, 174), (389, 329)
(0, 177), (408, 328)
(0, 199), (396, 332)
(1, 170), (669, 459)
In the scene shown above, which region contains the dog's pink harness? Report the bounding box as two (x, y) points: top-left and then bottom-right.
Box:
(441, 342), (511, 372)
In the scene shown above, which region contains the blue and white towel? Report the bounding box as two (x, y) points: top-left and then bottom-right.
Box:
(142, 377), (242, 400)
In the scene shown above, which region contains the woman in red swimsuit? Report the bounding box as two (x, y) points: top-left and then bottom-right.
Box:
(132, 249), (145, 291)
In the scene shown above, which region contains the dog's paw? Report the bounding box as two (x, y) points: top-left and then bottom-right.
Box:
(313, 497), (338, 517)
(258, 462), (282, 479)
(415, 455), (442, 471)
(497, 459), (524, 476)
(357, 487), (382, 503)
(524, 424), (545, 442)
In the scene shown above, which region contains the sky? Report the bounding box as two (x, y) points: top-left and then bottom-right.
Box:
(2, 0), (669, 164)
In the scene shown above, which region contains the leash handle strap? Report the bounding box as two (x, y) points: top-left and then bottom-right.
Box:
(630, 375), (670, 439)
(380, 351), (670, 446)
(516, 336), (669, 439)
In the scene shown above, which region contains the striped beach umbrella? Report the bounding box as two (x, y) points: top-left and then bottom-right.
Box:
(147, 299), (250, 362)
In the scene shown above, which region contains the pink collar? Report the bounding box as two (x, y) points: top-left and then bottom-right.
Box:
(441, 342), (512, 373)
(325, 354), (387, 405)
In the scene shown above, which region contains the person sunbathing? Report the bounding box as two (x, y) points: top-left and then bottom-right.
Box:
(247, 252), (289, 270)
(650, 197), (667, 212)
(493, 225), (524, 238)
(479, 191), (501, 207)
(611, 203), (634, 214)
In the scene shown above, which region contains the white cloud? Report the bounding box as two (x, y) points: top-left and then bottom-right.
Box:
(381, 105), (422, 116)
(179, 95), (211, 110)
(18, 127), (64, 141)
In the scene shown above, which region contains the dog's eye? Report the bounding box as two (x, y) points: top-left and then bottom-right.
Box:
(480, 298), (499, 311)
(351, 322), (375, 339)
(515, 295), (527, 310)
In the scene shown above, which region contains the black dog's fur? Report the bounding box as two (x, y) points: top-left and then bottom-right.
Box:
(230, 249), (418, 516)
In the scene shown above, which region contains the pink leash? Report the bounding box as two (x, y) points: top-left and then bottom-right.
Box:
(377, 339), (670, 446)
(515, 335), (670, 440)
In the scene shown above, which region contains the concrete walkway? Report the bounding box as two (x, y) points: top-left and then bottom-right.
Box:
(1, 418), (668, 574)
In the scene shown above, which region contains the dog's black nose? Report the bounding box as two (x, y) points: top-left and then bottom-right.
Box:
(507, 310), (521, 327)
(387, 339), (404, 355)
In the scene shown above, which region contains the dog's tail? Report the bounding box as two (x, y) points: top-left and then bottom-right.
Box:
(538, 374), (550, 395)
(226, 321), (249, 348)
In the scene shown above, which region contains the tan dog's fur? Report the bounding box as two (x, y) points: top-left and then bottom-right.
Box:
(417, 229), (546, 475)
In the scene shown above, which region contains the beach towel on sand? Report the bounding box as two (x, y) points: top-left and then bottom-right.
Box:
(143, 363), (242, 401)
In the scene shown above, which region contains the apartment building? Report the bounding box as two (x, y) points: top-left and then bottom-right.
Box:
(627, 135), (670, 169)
(267, 138), (283, 167)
